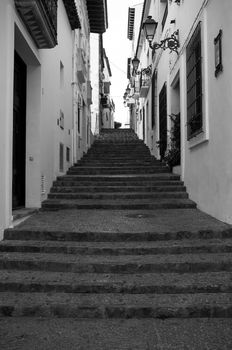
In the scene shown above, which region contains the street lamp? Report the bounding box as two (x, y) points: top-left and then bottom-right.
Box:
(142, 15), (179, 54)
(131, 56), (140, 72)
(126, 85), (131, 95)
(131, 56), (152, 76)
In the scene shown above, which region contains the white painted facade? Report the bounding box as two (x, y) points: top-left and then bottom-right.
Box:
(101, 50), (114, 129)
(90, 34), (100, 135)
(128, 0), (232, 224)
(0, 0), (91, 238)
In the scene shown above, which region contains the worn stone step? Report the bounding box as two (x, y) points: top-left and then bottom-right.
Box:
(1, 318), (232, 350)
(68, 166), (169, 171)
(67, 168), (170, 175)
(77, 162), (161, 167)
(82, 156), (155, 161)
(0, 292), (231, 318)
(5, 227), (232, 242)
(86, 149), (150, 154)
(47, 192), (188, 200)
(1, 238), (232, 255)
(56, 174), (181, 182)
(0, 252), (231, 273)
(41, 198), (196, 210)
(53, 182), (184, 189)
(0, 271), (231, 294)
(50, 185), (186, 193)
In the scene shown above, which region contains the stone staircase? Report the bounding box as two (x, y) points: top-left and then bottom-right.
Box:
(0, 128), (232, 320)
(42, 128), (196, 210)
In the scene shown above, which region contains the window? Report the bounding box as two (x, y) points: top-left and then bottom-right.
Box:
(66, 147), (70, 162)
(186, 22), (202, 140)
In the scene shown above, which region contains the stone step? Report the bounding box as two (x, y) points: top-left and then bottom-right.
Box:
(82, 156), (155, 161)
(53, 181), (184, 187)
(5, 227), (232, 242)
(50, 185), (186, 193)
(0, 292), (231, 318)
(86, 152), (151, 156)
(67, 168), (170, 175)
(77, 162), (162, 167)
(0, 271), (231, 294)
(70, 165), (168, 170)
(0, 252), (231, 273)
(1, 238), (232, 255)
(56, 174), (181, 182)
(41, 198), (196, 210)
(47, 192), (188, 200)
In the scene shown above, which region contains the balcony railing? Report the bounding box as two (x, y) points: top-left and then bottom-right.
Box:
(15, 0), (58, 48)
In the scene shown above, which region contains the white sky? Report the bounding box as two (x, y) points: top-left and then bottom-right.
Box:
(103, 0), (143, 127)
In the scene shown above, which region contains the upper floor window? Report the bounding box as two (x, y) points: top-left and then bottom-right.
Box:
(186, 22), (203, 140)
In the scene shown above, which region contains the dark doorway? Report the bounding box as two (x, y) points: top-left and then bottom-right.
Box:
(142, 106), (145, 141)
(12, 52), (27, 209)
(159, 83), (167, 160)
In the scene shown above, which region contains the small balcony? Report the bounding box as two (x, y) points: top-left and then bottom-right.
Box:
(15, 0), (58, 48)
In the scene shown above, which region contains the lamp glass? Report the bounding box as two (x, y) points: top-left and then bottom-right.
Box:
(143, 16), (158, 41)
(132, 57), (140, 71)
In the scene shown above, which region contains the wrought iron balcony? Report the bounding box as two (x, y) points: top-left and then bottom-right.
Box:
(15, 0), (58, 48)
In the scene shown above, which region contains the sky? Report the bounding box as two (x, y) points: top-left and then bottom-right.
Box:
(103, 0), (143, 127)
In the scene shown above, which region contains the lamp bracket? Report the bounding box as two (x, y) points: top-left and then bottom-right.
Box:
(134, 64), (152, 76)
(149, 30), (179, 54)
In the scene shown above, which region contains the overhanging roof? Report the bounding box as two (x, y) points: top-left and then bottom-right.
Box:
(63, 0), (81, 30)
(86, 0), (108, 33)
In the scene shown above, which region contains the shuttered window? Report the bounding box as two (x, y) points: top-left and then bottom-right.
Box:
(186, 22), (203, 140)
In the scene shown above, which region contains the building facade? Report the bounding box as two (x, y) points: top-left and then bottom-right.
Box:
(100, 48), (115, 129)
(126, 0), (232, 224)
(0, 0), (108, 238)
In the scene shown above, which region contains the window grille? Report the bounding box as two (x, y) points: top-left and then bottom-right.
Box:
(186, 22), (203, 139)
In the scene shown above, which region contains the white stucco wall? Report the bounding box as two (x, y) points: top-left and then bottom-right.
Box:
(0, 0), (88, 238)
(39, 0), (74, 202)
(183, 0), (232, 223)
(132, 0), (232, 223)
(90, 34), (100, 134)
(0, 0), (15, 238)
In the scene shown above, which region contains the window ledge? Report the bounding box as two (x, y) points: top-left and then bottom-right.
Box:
(188, 131), (209, 149)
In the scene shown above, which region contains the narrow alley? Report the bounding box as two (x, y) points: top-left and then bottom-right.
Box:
(1, 0), (232, 348)
(0, 129), (232, 349)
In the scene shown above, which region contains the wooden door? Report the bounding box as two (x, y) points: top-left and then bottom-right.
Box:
(12, 52), (27, 209)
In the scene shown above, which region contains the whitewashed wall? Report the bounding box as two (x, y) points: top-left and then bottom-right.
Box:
(133, 0), (232, 223)
(0, 0), (88, 238)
